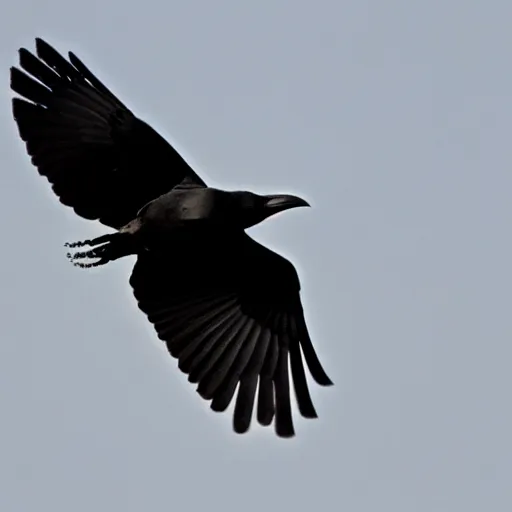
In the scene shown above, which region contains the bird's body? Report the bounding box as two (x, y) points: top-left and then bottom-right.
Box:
(137, 186), (260, 232)
(120, 185), (234, 252)
(10, 38), (333, 438)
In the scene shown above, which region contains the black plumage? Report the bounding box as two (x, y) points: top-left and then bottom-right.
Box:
(10, 38), (333, 438)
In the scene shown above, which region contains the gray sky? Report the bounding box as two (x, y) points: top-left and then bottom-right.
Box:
(1, 1), (512, 510)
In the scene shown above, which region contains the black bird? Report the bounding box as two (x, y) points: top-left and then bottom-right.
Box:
(10, 38), (333, 437)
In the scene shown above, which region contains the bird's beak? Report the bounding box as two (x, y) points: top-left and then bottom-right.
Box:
(263, 194), (311, 215)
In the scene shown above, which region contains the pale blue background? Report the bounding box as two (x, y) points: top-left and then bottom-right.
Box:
(1, 1), (512, 511)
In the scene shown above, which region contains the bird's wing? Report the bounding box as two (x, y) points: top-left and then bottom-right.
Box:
(10, 38), (206, 229)
(130, 233), (332, 437)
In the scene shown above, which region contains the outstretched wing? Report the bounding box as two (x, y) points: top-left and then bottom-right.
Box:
(130, 233), (333, 437)
(10, 38), (206, 229)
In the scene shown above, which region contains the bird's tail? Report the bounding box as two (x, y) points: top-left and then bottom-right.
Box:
(65, 232), (137, 268)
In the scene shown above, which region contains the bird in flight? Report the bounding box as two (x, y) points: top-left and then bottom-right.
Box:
(10, 38), (333, 437)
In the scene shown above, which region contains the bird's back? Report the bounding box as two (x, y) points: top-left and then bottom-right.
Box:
(141, 186), (240, 231)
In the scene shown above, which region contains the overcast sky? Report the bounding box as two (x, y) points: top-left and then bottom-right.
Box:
(1, 1), (512, 511)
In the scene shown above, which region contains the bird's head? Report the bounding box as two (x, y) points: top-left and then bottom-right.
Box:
(232, 191), (311, 229)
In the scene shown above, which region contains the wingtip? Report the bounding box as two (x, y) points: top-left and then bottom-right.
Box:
(233, 419), (251, 435)
(210, 400), (228, 413)
(276, 427), (296, 439)
(35, 37), (55, 58)
(301, 409), (319, 420)
(321, 376), (334, 387)
(9, 68), (27, 97)
(34, 37), (45, 51)
(257, 408), (274, 426)
(18, 47), (28, 60)
(34, 37), (46, 48)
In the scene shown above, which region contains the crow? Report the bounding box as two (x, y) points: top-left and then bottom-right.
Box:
(10, 38), (333, 438)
